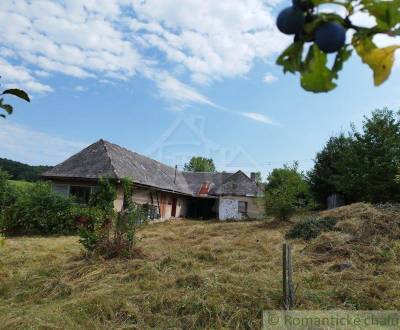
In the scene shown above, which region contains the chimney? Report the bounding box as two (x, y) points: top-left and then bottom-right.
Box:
(250, 172), (256, 181)
(174, 165), (178, 184)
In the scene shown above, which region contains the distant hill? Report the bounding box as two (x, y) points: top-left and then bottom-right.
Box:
(0, 158), (52, 181)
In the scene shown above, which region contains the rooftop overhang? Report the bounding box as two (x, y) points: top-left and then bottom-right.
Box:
(42, 175), (194, 197)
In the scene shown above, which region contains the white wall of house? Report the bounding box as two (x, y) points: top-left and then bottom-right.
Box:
(218, 195), (263, 220)
(219, 198), (240, 220)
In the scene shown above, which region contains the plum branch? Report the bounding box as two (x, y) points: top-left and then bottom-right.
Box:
(276, 0), (400, 93)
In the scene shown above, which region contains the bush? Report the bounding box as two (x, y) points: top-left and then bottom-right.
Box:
(286, 216), (337, 240)
(73, 206), (109, 252)
(0, 170), (16, 212)
(264, 163), (315, 221)
(78, 177), (140, 259)
(0, 180), (76, 236)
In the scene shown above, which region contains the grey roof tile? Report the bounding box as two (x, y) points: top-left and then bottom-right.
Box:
(43, 140), (262, 197)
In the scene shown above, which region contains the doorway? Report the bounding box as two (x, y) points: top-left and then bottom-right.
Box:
(171, 197), (177, 217)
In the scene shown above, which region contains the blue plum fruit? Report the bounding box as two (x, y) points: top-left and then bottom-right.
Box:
(315, 22), (346, 53)
(292, 0), (311, 11)
(276, 6), (305, 35)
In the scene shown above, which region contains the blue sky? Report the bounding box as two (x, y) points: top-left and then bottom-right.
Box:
(0, 0), (399, 179)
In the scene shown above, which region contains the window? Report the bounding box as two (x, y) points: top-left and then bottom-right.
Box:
(238, 201), (248, 214)
(70, 186), (92, 204)
(53, 184), (69, 197)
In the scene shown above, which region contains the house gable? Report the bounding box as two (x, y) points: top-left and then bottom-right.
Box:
(214, 170), (262, 197)
(42, 139), (117, 180)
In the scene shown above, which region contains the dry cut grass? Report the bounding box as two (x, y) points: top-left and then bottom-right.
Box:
(1, 204), (400, 329)
(0, 220), (289, 329)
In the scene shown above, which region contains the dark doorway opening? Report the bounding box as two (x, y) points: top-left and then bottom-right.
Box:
(187, 197), (217, 219)
(171, 197), (177, 217)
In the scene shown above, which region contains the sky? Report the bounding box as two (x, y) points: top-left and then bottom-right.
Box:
(0, 0), (399, 179)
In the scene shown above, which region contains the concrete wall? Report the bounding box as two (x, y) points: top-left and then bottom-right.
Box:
(218, 195), (263, 220)
(114, 185), (124, 212)
(219, 198), (240, 220)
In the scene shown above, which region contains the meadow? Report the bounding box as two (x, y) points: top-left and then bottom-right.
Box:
(1, 203), (399, 329)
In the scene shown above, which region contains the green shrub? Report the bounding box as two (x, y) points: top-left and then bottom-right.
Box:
(78, 177), (140, 258)
(0, 181), (76, 235)
(73, 206), (109, 252)
(0, 170), (17, 213)
(286, 216), (337, 240)
(264, 163), (315, 221)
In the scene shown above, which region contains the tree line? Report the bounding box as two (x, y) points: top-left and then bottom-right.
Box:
(265, 108), (400, 220)
(0, 158), (52, 182)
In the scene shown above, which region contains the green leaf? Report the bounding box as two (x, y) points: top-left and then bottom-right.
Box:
(2, 89), (30, 102)
(311, 0), (347, 5)
(276, 41), (304, 74)
(332, 46), (352, 78)
(0, 102), (13, 115)
(361, 0), (400, 30)
(300, 45), (337, 93)
(353, 35), (400, 85)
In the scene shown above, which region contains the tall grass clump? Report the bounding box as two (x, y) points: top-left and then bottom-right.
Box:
(286, 216), (337, 240)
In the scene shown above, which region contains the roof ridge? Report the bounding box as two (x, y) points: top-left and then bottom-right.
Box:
(100, 139), (118, 178)
(105, 139), (179, 173)
(102, 140), (185, 188)
(182, 171), (234, 174)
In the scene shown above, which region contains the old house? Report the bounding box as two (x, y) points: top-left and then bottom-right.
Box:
(42, 140), (264, 220)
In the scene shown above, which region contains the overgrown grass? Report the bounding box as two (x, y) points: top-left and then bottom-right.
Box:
(1, 206), (399, 329)
(7, 180), (33, 189)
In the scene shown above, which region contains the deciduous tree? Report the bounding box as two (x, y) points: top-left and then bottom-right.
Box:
(183, 157), (216, 172)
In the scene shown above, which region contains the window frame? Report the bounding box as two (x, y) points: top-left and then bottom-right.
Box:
(238, 200), (248, 214)
(52, 183), (97, 205)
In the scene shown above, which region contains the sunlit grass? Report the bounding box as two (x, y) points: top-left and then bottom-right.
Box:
(1, 206), (399, 329)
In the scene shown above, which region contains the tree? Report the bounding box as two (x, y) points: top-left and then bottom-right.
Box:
(254, 171), (262, 184)
(0, 79), (30, 118)
(0, 158), (51, 181)
(183, 157), (216, 172)
(341, 108), (400, 203)
(307, 134), (353, 206)
(264, 163), (313, 221)
(276, 0), (400, 93)
(309, 108), (400, 204)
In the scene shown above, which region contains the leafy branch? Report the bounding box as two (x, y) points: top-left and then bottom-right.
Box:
(0, 80), (30, 118)
(276, 0), (400, 93)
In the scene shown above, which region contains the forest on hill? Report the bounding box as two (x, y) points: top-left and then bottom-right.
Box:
(0, 158), (51, 182)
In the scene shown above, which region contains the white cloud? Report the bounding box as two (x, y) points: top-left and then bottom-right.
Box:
(241, 112), (277, 125)
(129, 0), (288, 84)
(152, 71), (218, 108)
(263, 73), (278, 84)
(0, 120), (86, 165)
(0, 58), (53, 93)
(73, 85), (87, 92)
(0, 0), (141, 83)
(0, 0), (287, 107)
(35, 70), (51, 78)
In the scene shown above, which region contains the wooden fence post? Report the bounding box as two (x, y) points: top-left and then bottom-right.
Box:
(282, 243), (295, 309)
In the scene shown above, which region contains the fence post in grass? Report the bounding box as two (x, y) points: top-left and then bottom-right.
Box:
(282, 243), (295, 310)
